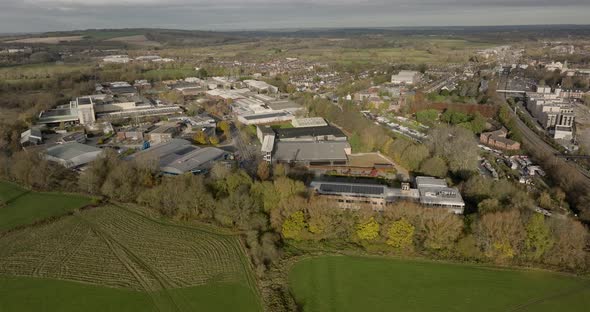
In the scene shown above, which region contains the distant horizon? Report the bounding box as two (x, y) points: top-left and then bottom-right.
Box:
(2, 1), (590, 33)
(2, 23), (590, 37)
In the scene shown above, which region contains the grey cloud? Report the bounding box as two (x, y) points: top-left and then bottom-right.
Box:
(1, 0), (589, 33)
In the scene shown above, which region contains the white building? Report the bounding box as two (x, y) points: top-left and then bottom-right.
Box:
(237, 111), (294, 125)
(102, 55), (132, 64)
(292, 117), (328, 128)
(243, 80), (279, 94)
(391, 70), (420, 85)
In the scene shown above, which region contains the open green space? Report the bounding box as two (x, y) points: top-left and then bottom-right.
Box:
(0, 204), (261, 311)
(0, 63), (92, 81)
(0, 276), (259, 312)
(289, 256), (590, 312)
(0, 181), (92, 232)
(142, 68), (198, 81)
(82, 30), (146, 40)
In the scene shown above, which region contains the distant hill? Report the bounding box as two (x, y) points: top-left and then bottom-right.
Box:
(2, 25), (590, 48)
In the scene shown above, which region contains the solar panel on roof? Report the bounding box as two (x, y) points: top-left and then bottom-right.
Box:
(351, 185), (384, 195)
(319, 183), (383, 195)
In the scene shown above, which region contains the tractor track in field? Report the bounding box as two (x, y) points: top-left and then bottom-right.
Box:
(76, 213), (191, 312)
(32, 224), (91, 277)
(505, 281), (590, 312)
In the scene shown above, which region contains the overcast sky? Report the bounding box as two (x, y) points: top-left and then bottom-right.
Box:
(2, 0), (589, 33)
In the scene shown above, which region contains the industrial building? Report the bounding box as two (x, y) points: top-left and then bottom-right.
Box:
(527, 87), (576, 139)
(20, 128), (43, 146)
(257, 126), (276, 162)
(58, 132), (87, 144)
(146, 123), (182, 145)
(206, 83), (301, 125)
(257, 125), (351, 164)
(273, 141), (350, 166)
(130, 139), (228, 175)
(44, 143), (102, 168)
(38, 83), (182, 126)
(274, 126), (347, 142)
(391, 70), (420, 85)
(170, 114), (216, 129)
(237, 111), (295, 125)
(243, 80), (279, 93)
(309, 176), (465, 214)
(291, 117), (328, 128)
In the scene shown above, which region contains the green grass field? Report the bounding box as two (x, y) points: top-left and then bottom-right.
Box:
(0, 203), (261, 311)
(0, 181), (92, 232)
(289, 256), (590, 312)
(0, 276), (259, 312)
(0, 63), (92, 81)
(160, 37), (495, 65)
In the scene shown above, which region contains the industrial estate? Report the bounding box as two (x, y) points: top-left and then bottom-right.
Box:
(1, 23), (590, 312)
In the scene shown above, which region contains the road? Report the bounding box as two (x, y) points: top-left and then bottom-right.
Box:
(230, 125), (259, 173)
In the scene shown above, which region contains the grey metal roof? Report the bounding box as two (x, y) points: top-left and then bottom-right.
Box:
(266, 100), (301, 111)
(131, 139), (226, 174)
(45, 143), (101, 160)
(38, 108), (79, 124)
(273, 141), (349, 162)
(160, 147), (226, 175)
(415, 176), (448, 188)
(132, 139), (191, 160)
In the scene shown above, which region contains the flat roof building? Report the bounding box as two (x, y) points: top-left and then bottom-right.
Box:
(391, 70), (420, 85)
(147, 123), (182, 145)
(20, 128), (43, 146)
(244, 80), (279, 93)
(38, 88), (181, 126)
(131, 139), (228, 175)
(273, 141), (350, 165)
(415, 176), (465, 213)
(44, 143), (102, 168)
(292, 117), (328, 128)
(310, 176), (465, 213)
(237, 111), (294, 125)
(274, 126), (347, 142)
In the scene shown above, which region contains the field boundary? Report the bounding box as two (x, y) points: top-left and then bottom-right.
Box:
(285, 241), (590, 280)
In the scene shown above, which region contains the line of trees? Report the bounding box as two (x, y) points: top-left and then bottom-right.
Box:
(74, 150), (588, 273)
(280, 200), (589, 272)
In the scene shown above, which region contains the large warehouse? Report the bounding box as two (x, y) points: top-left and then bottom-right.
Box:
(257, 125), (351, 165)
(131, 139), (228, 175)
(273, 141), (350, 166)
(44, 143), (103, 168)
